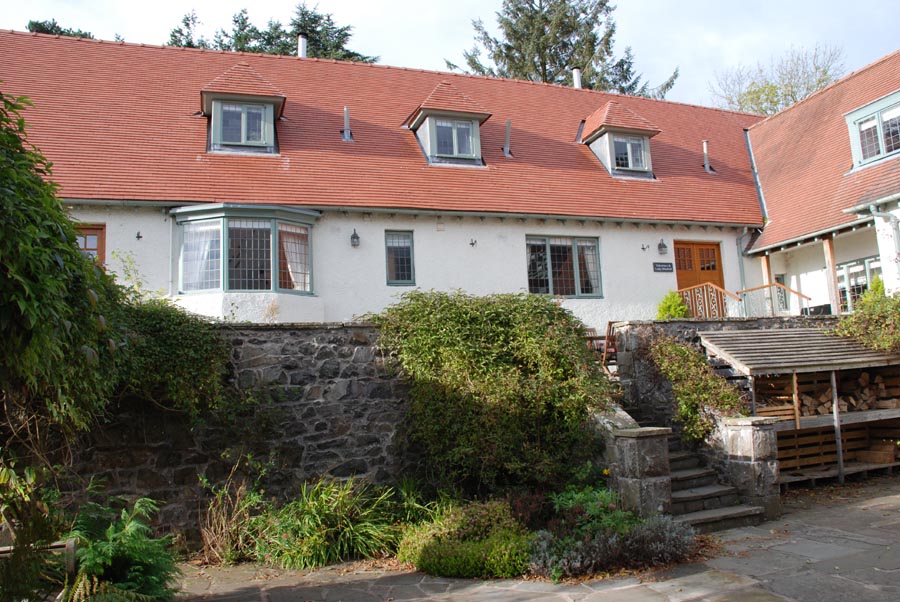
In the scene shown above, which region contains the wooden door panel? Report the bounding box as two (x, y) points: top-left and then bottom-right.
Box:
(675, 242), (723, 290)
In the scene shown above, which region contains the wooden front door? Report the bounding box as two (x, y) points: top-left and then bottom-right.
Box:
(674, 242), (724, 289)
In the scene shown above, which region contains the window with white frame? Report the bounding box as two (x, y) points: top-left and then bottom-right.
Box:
(211, 100), (276, 153)
(176, 206), (314, 293)
(612, 135), (647, 170)
(385, 231), (415, 285)
(837, 256), (881, 313)
(847, 92), (900, 166)
(526, 236), (602, 297)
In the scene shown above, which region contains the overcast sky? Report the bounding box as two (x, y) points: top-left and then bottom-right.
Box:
(3, 1), (898, 106)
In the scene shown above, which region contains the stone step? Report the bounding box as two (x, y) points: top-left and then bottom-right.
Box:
(670, 484), (740, 515)
(670, 467), (718, 491)
(672, 504), (765, 534)
(669, 450), (701, 471)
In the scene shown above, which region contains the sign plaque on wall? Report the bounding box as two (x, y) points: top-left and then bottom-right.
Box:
(653, 262), (674, 273)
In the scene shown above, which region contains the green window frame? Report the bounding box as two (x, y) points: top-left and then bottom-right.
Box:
(385, 230), (415, 286)
(526, 236), (602, 298)
(846, 91), (900, 167)
(174, 205), (316, 294)
(211, 100), (276, 151)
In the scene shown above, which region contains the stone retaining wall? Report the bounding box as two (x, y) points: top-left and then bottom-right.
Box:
(70, 323), (408, 539)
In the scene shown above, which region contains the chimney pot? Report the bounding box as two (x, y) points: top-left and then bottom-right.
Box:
(573, 68), (583, 89)
(298, 34), (308, 58)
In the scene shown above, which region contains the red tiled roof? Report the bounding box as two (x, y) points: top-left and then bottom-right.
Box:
(583, 101), (661, 142)
(748, 50), (900, 251)
(201, 62), (286, 98)
(405, 80), (492, 126)
(0, 30), (764, 225)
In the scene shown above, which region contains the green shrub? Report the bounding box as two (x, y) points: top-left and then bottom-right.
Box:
(832, 277), (900, 352)
(116, 298), (230, 416)
(656, 291), (690, 319)
(375, 291), (615, 494)
(252, 478), (398, 569)
(397, 500), (531, 579)
(549, 486), (638, 538)
(67, 498), (179, 601)
(650, 336), (746, 442)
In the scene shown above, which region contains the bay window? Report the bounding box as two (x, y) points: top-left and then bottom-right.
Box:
(526, 236), (602, 297)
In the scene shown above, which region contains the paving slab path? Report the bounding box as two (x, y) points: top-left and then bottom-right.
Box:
(178, 476), (900, 602)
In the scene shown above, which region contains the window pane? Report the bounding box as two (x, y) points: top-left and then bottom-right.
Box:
(229, 219), (271, 290)
(246, 105), (264, 143)
(386, 232), (413, 283)
(278, 222), (310, 291)
(527, 238), (550, 294)
(859, 117), (880, 160)
(882, 106), (900, 154)
(549, 238), (576, 296)
(613, 138), (630, 168)
(222, 103), (243, 144)
(455, 121), (472, 155)
(435, 120), (454, 155)
(183, 220), (221, 291)
(577, 240), (601, 295)
(629, 139), (644, 169)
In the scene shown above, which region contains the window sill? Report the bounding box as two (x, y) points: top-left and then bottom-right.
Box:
(387, 282), (416, 287)
(179, 289), (315, 296)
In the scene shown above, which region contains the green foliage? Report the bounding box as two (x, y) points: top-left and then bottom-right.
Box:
(67, 498), (179, 601)
(398, 501), (531, 579)
(199, 461), (269, 565)
(169, 3), (377, 62)
(252, 478), (398, 569)
(656, 291), (690, 320)
(832, 277), (900, 352)
(116, 298), (230, 416)
(26, 19), (94, 39)
(650, 337), (746, 442)
(549, 486), (638, 538)
(450, 0), (677, 98)
(375, 291), (614, 494)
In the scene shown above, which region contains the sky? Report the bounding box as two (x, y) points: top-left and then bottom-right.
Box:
(3, 0), (898, 107)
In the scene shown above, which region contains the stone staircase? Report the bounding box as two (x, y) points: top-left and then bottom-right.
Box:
(667, 434), (766, 533)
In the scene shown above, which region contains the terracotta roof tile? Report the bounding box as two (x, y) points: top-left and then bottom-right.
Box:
(749, 50), (900, 251)
(0, 30), (764, 226)
(583, 101), (661, 141)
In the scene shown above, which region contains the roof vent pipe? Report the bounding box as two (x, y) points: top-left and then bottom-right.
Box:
(503, 119), (512, 157)
(702, 140), (715, 173)
(342, 106), (353, 142)
(572, 68), (583, 89)
(298, 34), (308, 58)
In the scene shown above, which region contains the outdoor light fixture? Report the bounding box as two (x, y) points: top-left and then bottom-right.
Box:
(135, 231), (143, 240)
(658, 239), (668, 255)
(350, 229), (360, 247)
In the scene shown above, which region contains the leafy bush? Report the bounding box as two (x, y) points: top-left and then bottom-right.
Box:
(651, 336), (746, 442)
(200, 462), (269, 565)
(116, 298), (230, 416)
(67, 498), (179, 601)
(656, 291), (690, 319)
(252, 478), (398, 569)
(398, 500), (531, 579)
(375, 291), (615, 494)
(549, 486), (638, 538)
(832, 277), (900, 352)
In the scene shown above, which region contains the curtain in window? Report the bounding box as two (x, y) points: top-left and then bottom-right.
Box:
(228, 219), (271, 290)
(182, 220), (221, 291)
(549, 238), (576, 296)
(526, 238), (550, 294)
(278, 223), (310, 291)
(455, 121), (472, 155)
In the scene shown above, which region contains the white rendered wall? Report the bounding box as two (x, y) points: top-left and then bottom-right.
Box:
(874, 209), (900, 295)
(69, 205), (175, 294)
(68, 204), (751, 330)
(763, 227), (879, 313)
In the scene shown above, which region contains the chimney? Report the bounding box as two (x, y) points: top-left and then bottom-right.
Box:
(572, 68), (583, 89)
(702, 140), (715, 173)
(298, 34), (308, 58)
(342, 106), (353, 142)
(503, 119), (512, 157)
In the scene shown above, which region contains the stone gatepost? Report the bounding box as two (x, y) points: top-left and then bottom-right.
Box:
(717, 417), (781, 519)
(612, 427), (671, 516)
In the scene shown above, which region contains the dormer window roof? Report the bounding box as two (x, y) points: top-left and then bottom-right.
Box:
(406, 82), (491, 166)
(201, 63), (286, 154)
(582, 101), (659, 178)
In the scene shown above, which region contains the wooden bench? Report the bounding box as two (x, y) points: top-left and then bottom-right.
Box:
(0, 538), (78, 583)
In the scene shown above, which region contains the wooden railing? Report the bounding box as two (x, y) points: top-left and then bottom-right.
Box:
(736, 282), (811, 317)
(678, 282), (741, 318)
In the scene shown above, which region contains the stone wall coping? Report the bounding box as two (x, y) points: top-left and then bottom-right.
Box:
(723, 416), (778, 426)
(614, 427), (672, 438)
(215, 321), (376, 331)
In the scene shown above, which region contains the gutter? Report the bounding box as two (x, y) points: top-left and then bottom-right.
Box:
(743, 129), (768, 221)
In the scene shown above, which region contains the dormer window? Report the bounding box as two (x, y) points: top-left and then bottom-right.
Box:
(212, 101), (275, 151)
(846, 91), (900, 167)
(582, 101), (660, 178)
(406, 81), (491, 167)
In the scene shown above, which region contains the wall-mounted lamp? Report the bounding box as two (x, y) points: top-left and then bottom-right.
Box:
(135, 231), (143, 240)
(641, 244), (650, 251)
(658, 239), (668, 255)
(350, 229), (360, 247)
(469, 239), (477, 247)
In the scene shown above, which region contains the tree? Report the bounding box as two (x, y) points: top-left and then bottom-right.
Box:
(710, 44), (845, 115)
(168, 3), (376, 62)
(26, 19), (93, 39)
(448, 0), (678, 99)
